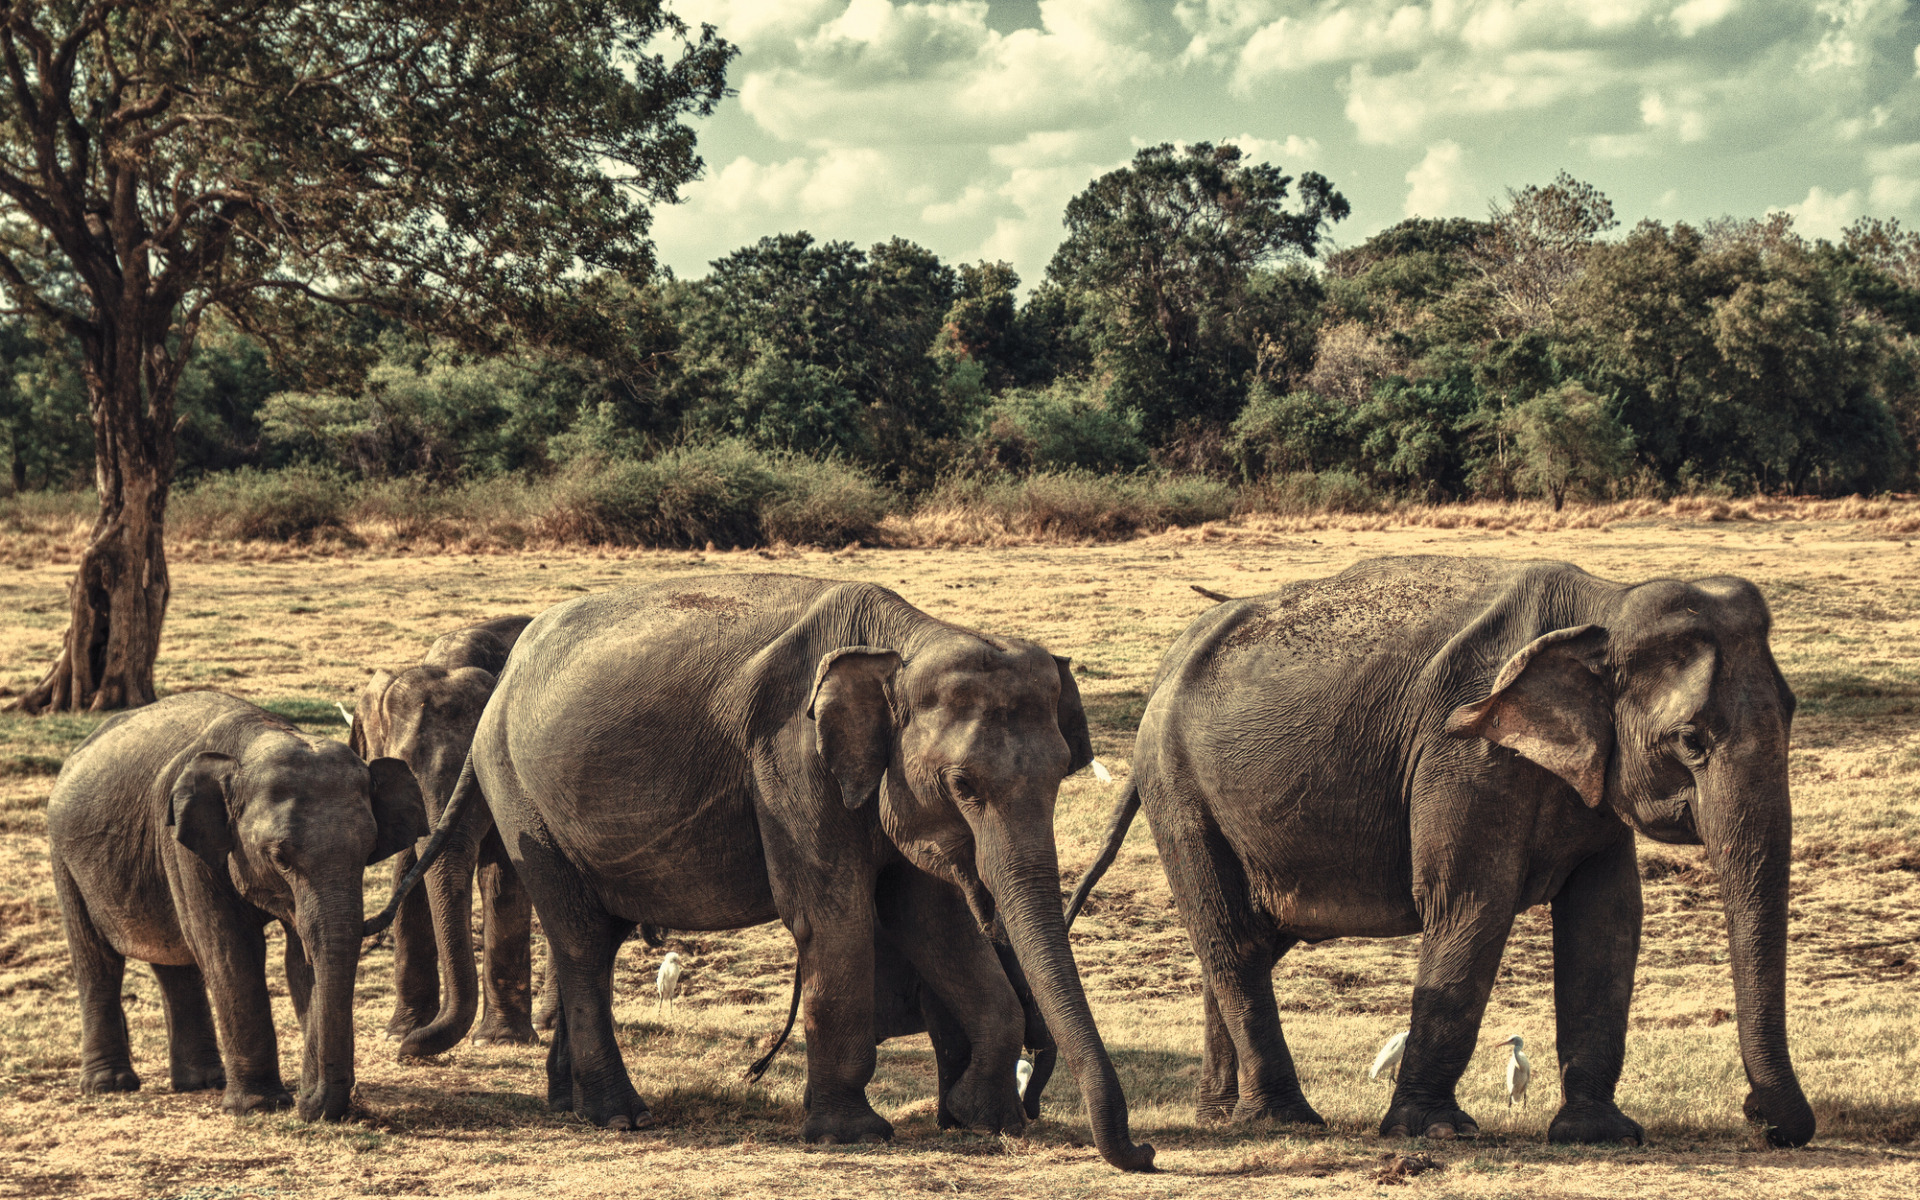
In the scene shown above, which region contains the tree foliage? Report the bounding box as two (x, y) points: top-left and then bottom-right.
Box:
(0, 0), (733, 711)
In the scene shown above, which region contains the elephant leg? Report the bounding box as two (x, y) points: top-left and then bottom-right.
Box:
(152, 963), (224, 1092)
(193, 913), (292, 1115)
(55, 864), (140, 1095)
(988, 939), (1055, 1120)
(1198, 983), (1238, 1121)
(505, 816), (651, 1130)
(1382, 818), (1522, 1142)
(533, 931), (561, 1033)
(921, 986), (972, 1130)
(877, 867), (1025, 1135)
(1547, 834), (1646, 1146)
(385, 847), (440, 1040)
(473, 827), (537, 1046)
(1151, 801), (1319, 1126)
(785, 902), (890, 1145)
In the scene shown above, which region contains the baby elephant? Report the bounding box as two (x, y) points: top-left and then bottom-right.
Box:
(48, 692), (426, 1120)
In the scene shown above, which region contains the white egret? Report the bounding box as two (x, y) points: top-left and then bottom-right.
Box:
(1016, 1056), (1034, 1099)
(656, 952), (683, 1016)
(1498, 1034), (1530, 1109)
(1090, 759), (1114, 784)
(1369, 1029), (1409, 1082)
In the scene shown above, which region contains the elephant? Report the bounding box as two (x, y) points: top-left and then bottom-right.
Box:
(373, 574), (1154, 1170)
(47, 691), (426, 1120)
(349, 615), (538, 1055)
(748, 918), (1060, 1125)
(1066, 556), (1815, 1148)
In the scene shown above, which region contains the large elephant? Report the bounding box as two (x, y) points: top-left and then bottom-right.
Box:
(1067, 556), (1814, 1148)
(350, 615), (536, 1055)
(48, 692), (425, 1120)
(375, 575), (1153, 1170)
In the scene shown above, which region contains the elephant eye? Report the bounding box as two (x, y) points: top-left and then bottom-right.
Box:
(267, 843), (294, 871)
(1673, 727), (1708, 764)
(941, 768), (980, 806)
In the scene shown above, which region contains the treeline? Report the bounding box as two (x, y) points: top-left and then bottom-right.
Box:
(6, 150), (1918, 508)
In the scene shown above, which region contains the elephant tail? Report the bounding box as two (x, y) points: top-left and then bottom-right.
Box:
(744, 958), (804, 1083)
(362, 753), (483, 938)
(1064, 780), (1140, 929)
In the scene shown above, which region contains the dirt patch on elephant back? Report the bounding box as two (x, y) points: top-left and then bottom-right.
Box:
(667, 590), (750, 620)
(1218, 555), (1509, 658)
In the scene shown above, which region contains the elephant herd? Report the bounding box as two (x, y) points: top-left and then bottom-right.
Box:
(44, 556), (1817, 1172)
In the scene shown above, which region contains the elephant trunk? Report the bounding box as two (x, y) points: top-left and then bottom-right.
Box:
(296, 894), (363, 1121)
(397, 825), (481, 1059)
(1697, 759), (1814, 1148)
(988, 847), (1154, 1172)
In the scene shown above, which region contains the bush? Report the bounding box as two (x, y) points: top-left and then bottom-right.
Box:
(924, 469), (1232, 540)
(172, 466), (350, 541)
(971, 380), (1149, 474)
(539, 440), (889, 548)
(1238, 469), (1379, 515)
(1226, 384), (1354, 481)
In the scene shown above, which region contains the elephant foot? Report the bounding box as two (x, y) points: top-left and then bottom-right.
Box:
(79, 1064), (140, 1094)
(223, 1085), (294, 1116)
(938, 1074), (1027, 1136)
(569, 1083), (655, 1131)
(533, 1002), (559, 1033)
(1549, 1101), (1644, 1146)
(169, 1062), (226, 1093)
(296, 1082), (354, 1122)
(1233, 1095), (1325, 1126)
(472, 1014), (540, 1047)
(804, 1107), (894, 1145)
(1382, 1101), (1480, 1141)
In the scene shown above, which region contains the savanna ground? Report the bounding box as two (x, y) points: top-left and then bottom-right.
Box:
(1, 503), (1918, 1199)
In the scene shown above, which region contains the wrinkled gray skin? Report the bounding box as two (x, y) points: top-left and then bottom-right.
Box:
(1069, 557), (1814, 1148)
(48, 692), (425, 1120)
(402, 575), (1152, 1169)
(350, 616), (536, 1055)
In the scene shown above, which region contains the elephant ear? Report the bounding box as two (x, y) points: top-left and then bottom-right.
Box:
(807, 646), (903, 810)
(1447, 624), (1613, 809)
(366, 757), (429, 865)
(169, 752), (237, 875)
(347, 670), (396, 760)
(1052, 655), (1095, 776)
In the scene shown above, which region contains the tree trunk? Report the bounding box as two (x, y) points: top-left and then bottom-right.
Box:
(9, 325), (176, 714)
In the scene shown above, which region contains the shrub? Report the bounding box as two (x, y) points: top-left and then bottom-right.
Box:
(971, 380), (1149, 474)
(923, 469), (1232, 540)
(1238, 470), (1379, 515)
(172, 466), (350, 541)
(539, 440), (890, 548)
(1227, 384), (1354, 481)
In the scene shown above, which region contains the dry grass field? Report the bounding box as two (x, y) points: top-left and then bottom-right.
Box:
(1, 503), (1917, 1198)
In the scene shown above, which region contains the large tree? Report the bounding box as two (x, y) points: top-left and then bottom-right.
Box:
(0, 1), (732, 712)
(1046, 141), (1348, 436)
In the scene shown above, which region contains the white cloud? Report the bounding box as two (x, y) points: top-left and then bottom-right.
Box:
(651, 1), (1920, 283)
(1777, 185), (1863, 239)
(1223, 132), (1321, 165)
(1403, 141), (1479, 217)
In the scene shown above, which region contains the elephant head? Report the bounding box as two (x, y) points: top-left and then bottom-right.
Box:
(170, 734), (425, 1119)
(807, 637), (1153, 1171)
(350, 664), (498, 1057)
(1449, 575), (1813, 1147)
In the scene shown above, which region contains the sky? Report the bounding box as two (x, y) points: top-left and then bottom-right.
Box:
(650, 1), (1920, 286)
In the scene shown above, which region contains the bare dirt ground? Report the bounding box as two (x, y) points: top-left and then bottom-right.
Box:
(1, 506), (1917, 1198)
